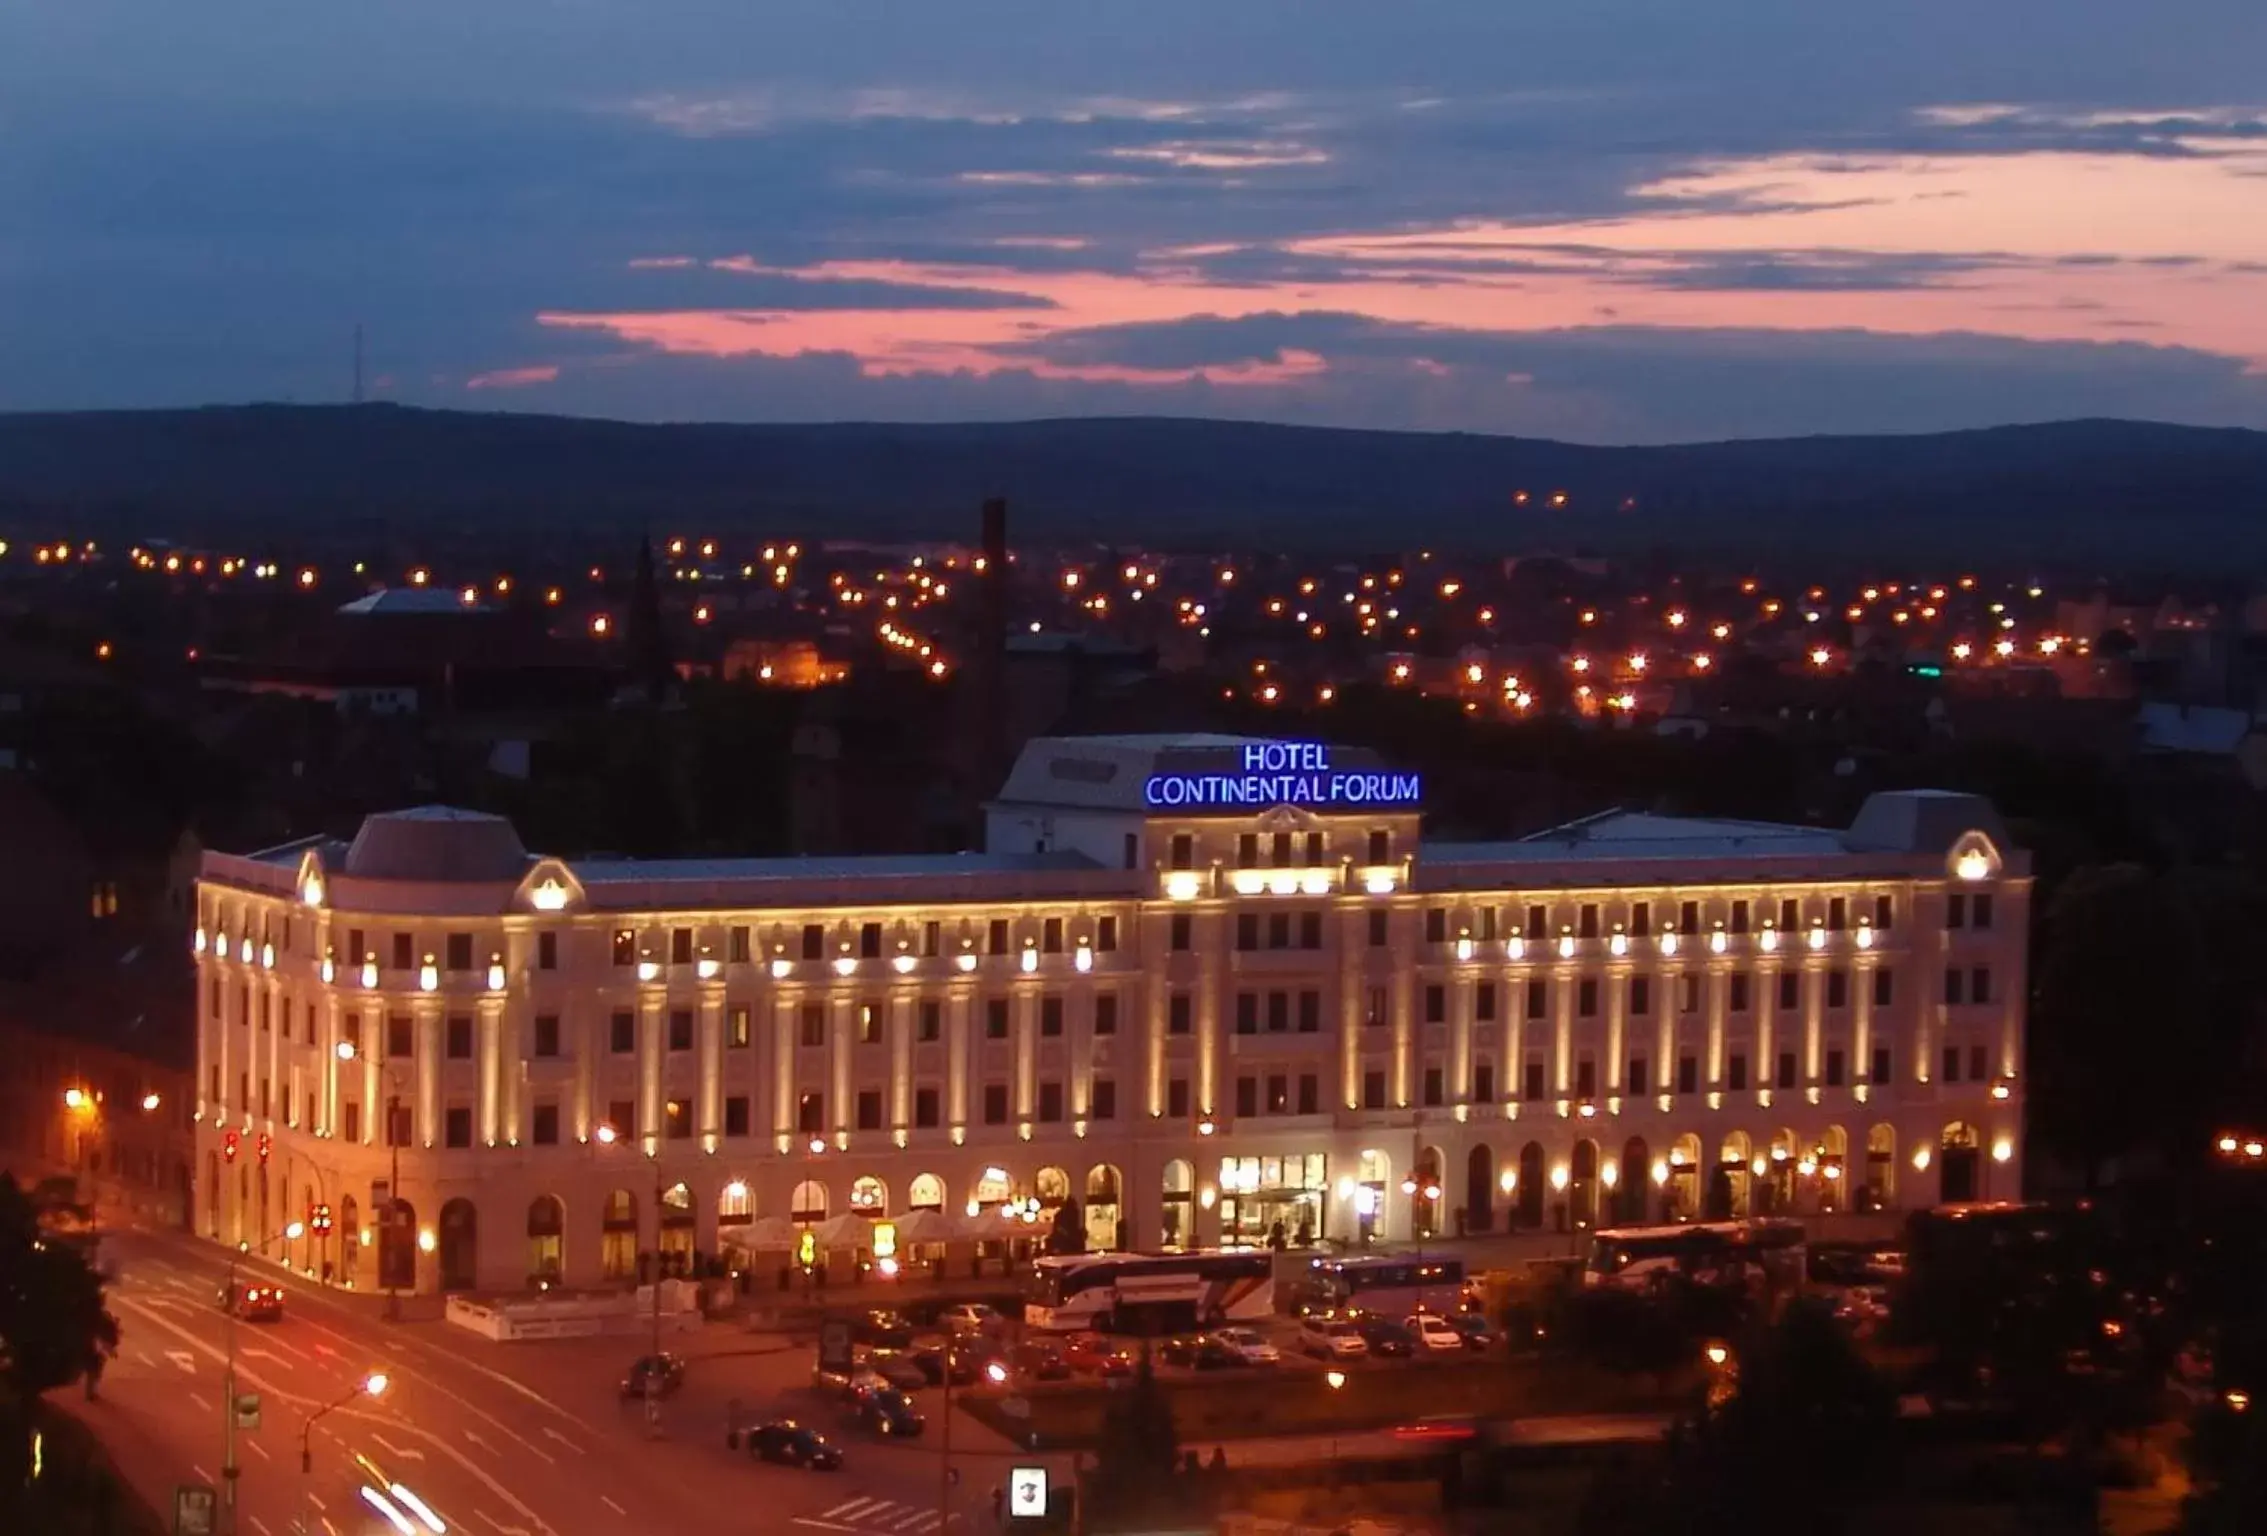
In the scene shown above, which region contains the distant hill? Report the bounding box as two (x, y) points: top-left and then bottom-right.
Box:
(2, 404), (2264, 565)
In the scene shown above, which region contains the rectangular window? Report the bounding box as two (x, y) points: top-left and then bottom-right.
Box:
(1680, 973), (1700, 1014)
(343, 1014), (363, 1054)
(860, 921), (883, 959)
(1776, 1051), (1797, 1089)
(1169, 993), (1192, 1035)
(1040, 997), (1063, 1037)
(859, 1002), (884, 1045)
(533, 1015), (560, 1058)
(1575, 1059), (1597, 1098)
(1266, 992), (1290, 1032)
(1236, 913), (1259, 951)
(1579, 903), (1599, 938)
(611, 929), (635, 967)
(1778, 972), (1799, 1011)
(1271, 831), (1291, 867)
(1423, 985), (1445, 1024)
(730, 926), (751, 963)
(1235, 993), (1258, 1035)
(611, 1011), (635, 1054)
(1829, 897), (1848, 932)
(1942, 1046), (1961, 1083)
(1093, 1079), (1118, 1120)
(1170, 833), (1194, 870)
(724, 1096), (751, 1137)
(797, 1092), (824, 1135)
(914, 1088), (940, 1128)
(446, 1016), (473, 1059)
(1871, 1046), (1891, 1084)
(1946, 894), (1967, 930)
(1424, 908), (1447, 943)
(1237, 833), (1258, 867)
(1037, 1082), (1064, 1123)
(343, 1102), (361, 1143)
(1968, 1043), (1990, 1082)
(537, 932), (557, 970)
(664, 1100), (691, 1140)
(1729, 973), (1751, 1013)
(1827, 970), (1848, 1010)
(1474, 1061), (1495, 1102)
(1297, 991), (1320, 1033)
(1680, 900), (1699, 935)
(1826, 1049), (1846, 1087)
(669, 1009), (694, 1051)
(1362, 1070), (1386, 1110)
(1366, 987), (1388, 1027)
(1875, 895), (1894, 930)
(1779, 898), (1799, 932)
(1305, 832), (1324, 865)
(1297, 1074), (1319, 1115)
(1873, 969), (1894, 1007)
(671, 928), (694, 965)
(606, 1098), (637, 1140)
(1168, 1077), (1190, 1118)
(918, 1000), (941, 1042)
(1626, 1056), (1648, 1095)
(1973, 894), (1994, 930)
(348, 929), (367, 967)
(1577, 978), (1598, 1017)
(1367, 829), (1390, 864)
(1235, 1076), (1259, 1118)
(1523, 1059), (1546, 1101)
(1526, 979), (1548, 1020)
(1475, 982), (1497, 1022)
(1676, 1055), (1698, 1094)
(803, 923), (826, 960)
(387, 1014), (414, 1059)
(1098, 916), (1118, 952)
(532, 1103), (560, 1145)
(1731, 900), (1750, 934)
(1971, 968), (1992, 1004)
(1944, 968), (1965, 1006)
(1525, 904), (1547, 940)
(1043, 917), (1063, 954)
(986, 999), (1010, 1040)
(1299, 911), (1323, 950)
(801, 1004), (826, 1047)
(1095, 995), (1118, 1036)
(728, 1004), (751, 1048)
(1170, 914), (1192, 952)
(1266, 913), (1290, 950)
(983, 1084), (1009, 1125)
(1422, 1067), (1444, 1107)
(394, 933), (415, 970)
(856, 1090), (883, 1131)
(1367, 909), (1389, 947)
(1631, 901), (1652, 938)
(1631, 976), (1652, 1017)
(1728, 1053), (1749, 1091)
(445, 1106), (472, 1148)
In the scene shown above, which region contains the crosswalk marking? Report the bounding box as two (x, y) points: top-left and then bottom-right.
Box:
(825, 1500), (885, 1520)
(808, 1500), (945, 1534)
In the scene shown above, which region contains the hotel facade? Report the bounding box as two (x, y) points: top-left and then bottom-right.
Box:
(191, 735), (2028, 1293)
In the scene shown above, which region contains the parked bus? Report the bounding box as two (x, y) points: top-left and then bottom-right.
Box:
(1025, 1251), (1274, 1333)
(1584, 1219), (1806, 1294)
(1303, 1253), (1469, 1318)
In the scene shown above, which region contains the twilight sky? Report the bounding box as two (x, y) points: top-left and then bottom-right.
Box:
(5, 1), (2266, 441)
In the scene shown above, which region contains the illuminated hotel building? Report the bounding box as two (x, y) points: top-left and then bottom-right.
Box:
(191, 735), (2028, 1292)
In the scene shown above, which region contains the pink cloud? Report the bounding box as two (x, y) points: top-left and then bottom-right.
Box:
(466, 364), (561, 390)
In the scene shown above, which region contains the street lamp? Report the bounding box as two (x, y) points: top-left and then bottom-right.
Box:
(222, 1220), (303, 1535)
(337, 1040), (408, 1319)
(1324, 1369), (1347, 1485)
(299, 1372), (387, 1536)
(801, 1137), (826, 1300)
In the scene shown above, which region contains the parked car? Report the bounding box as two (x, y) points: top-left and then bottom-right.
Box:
(219, 1283), (285, 1323)
(851, 1309), (916, 1349)
(937, 1302), (1003, 1335)
(814, 1365), (890, 1402)
(1405, 1314), (1466, 1354)
(1160, 1333), (1247, 1371)
(1011, 1341), (1073, 1382)
(1354, 1318), (1414, 1359)
(1208, 1327), (1282, 1366)
(1297, 1316), (1370, 1361)
(854, 1388), (927, 1438)
(1062, 1333), (1139, 1377)
(619, 1352), (688, 1399)
(1447, 1314), (1495, 1351)
(862, 1350), (932, 1393)
(749, 1420), (844, 1470)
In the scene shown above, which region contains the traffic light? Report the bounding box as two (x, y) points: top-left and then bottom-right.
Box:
(256, 1133), (272, 1164)
(222, 1130), (240, 1164)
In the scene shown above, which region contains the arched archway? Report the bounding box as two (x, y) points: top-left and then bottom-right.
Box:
(381, 1198), (416, 1291)
(1570, 1139), (1600, 1229)
(339, 1195), (360, 1285)
(1034, 1166), (1071, 1209)
(718, 1180), (753, 1227)
(1667, 1134), (1702, 1221)
(1085, 1165), (1123, 1251)
(1819, 1126), (1849, 1212)
(850, 1176), (888, 1215)
(600, 1189), (638, 1282)
(1410, 1146), (1444, 1238)
(1714, 1132), (1753, 1219)
(790, 1180), (828, 1220)
(438, 1198), (478, 1291)
(1355, 1149), (1390, 1243)
(526, 1195), (564, 1283)
(1765, 1128), (1799, 1214)
(1939, 1122), (1981, 1204)
(1618, 1138), (1649, 1225)
(1464, 1145), (1495, 1234)
(658, 1181), (695, 1274)
(1865, 1125), (1897, 1209)
(1516, 1142), (1545, 1228)
(908, 1173), (946, 1210)
(1161, 1159), (1194, 1250)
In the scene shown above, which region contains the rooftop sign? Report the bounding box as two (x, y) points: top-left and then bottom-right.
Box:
(1142, 741), (1420, 813)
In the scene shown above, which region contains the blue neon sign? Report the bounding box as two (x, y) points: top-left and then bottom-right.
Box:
(1142, 741), (1421, 812)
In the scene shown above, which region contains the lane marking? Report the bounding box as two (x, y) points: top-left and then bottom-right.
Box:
(309, 1494), (325, 1512)
(192, 1465), (212, 1483)
(600, 1497), (626, 1516)
(250, 1518), (272, 1535)
(475, 1513), (535, 1536)
(824, 1500), (877, 1519)
(538, 1427), (579, 1454)
(464, 1429), (495, 1454)
(166, 1349), (198, 1374)
(134, 1350), (155, 1366)
(792, 1522), (862, 1533)
(892, 1512), (939, 1531)
(369, 1432), (426, 1463)
(188, 1393), (213, 1413)
(246, 1437), (271, 1460)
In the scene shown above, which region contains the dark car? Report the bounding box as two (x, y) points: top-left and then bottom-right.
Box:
(864, 1350), (931, 1393)
(220, 1282), (285, 1323)
(855, 1389), (926, 1438)
(750, 1420), (844, 1470)
(1355, 1319), (1414, 1359)
(1012, 1342), (1073, 1382)
(851, 1309), (916, 1350)
(1448, 1314), (1495, 1351)
(619, 1353), (688, 1400)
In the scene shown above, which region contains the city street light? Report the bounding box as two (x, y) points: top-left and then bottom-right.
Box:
(222, 1221), (304, 1536)
(299, 1372), (388, 1536)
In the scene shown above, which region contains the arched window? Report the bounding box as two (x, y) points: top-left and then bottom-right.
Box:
(850, 1176), (887, 1214)
(718, 1180), (753, 1226)
(600, 1189), (638, 1282)
(908, 1173), (945, 1211)
(972, 1166), (1014, 1207)
(527, 1195), (565, 1281)
(1160, 1158), (1194, 1252)
(661, 1181), (694, 1217)
(1865, 1124), (1897, 1208)
(790, 1180), (827, 1221)
(1034, 1166), (1071, 1207)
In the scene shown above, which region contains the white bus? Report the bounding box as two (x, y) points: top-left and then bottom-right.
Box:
(1584, 1219), (1806, 1293)
(1025, 1251), (1275, 1332)
(1302, 1254), (1469, 1318)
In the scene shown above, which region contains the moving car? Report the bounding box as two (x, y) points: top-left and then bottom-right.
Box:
(1207, 1327), (1282, 1366)
(219, 1283), (284, 1323)
(1447, 1314), (1495, 1351)
(1296, 1316), (1370, 1361)
(854, 1388), (927, 1438)
(749, 1420), (844, 1470)
(619, 1353), (687, 1400)
(937, 1302), (1003, 1335)
(814, 1365), (890, 1402)
(1063, 1333), (1139, 1378)
(1405, 1314), (1466, 1353)
(1353, 1318), (1414, 1359)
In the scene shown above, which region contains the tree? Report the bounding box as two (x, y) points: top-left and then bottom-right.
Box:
(1086, 1346), (1190, 1531)
(0, 1174), (117, 1404)
(1048, 1199), (1086, 1256)
(1558, 1279), (1750, 1392)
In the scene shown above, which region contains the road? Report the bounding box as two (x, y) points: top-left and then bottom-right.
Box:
(70, 1223), (1036, 1536)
